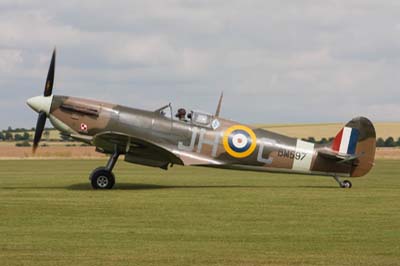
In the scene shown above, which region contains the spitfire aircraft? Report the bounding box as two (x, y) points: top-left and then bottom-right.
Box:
(27, 50), (376, 189)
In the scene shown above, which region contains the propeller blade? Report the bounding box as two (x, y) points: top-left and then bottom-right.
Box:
(32, 111), (47, 153)
(44, 49), (56, 97)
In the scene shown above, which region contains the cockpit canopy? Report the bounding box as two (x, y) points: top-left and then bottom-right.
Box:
(155, 104), (214, 128)
(191, 111), (212, 126)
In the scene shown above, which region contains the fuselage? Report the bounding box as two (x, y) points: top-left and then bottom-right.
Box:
(28, 95), (364, 177)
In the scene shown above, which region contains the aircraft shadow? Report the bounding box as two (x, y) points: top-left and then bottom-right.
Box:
(67, 183), (278, 190)
(66, 183), (337, 190)
(0, 183), (337, 190)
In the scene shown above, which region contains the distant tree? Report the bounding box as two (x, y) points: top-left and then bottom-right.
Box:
(14, 133), (23, 141)
(5, 131), (13, 141)
(307, 137), (316, 143)
(15, 141), (31, 147)
(384, 137), (396, 147)
(22, 132), (30, 140)
(7, 126), (12, 132)
(396, 137), (400, 147)
(376, 138), (385, 147)
(319, 137), (328, 144)
(44, 130), (50, 141)
(0, 132), (4, 140)
(31, 127), (35, 131)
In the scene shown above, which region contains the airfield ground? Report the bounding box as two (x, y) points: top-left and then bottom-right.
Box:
(0, 145), (104, 159)
(0, 159), (399, 265)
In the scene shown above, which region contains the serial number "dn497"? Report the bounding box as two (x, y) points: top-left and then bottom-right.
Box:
(278, 149), (307, 160)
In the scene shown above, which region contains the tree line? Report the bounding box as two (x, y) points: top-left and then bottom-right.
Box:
(0, 127), (63, 142)
(0, 131), (51, 141)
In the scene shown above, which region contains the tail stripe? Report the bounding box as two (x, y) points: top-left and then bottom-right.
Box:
(347, 129), (359, 154)
(339, 127), (358, 154)
(331, 128), (343, 151)
(339, 127), (352, 154)
(332, 127), (359, 155)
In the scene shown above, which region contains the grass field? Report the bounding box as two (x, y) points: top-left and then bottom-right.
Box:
(0, 160), (399, 266)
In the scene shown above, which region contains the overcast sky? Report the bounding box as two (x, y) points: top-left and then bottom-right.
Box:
(1, 0), (400, 128)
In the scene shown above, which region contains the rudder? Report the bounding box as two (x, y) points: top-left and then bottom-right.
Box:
(331, 117), (376, 177)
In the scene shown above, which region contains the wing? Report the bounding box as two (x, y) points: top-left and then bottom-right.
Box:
(92, 131), (223, 169)
(93, 131), (183, 169)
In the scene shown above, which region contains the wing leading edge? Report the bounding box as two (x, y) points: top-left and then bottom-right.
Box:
(92, 131), (223, 169)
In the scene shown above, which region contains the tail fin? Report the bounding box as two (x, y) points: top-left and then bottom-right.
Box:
(331, 117), (376, 177)
(332, 126), (360, 155)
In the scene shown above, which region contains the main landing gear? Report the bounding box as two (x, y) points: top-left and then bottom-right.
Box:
(90, 151), (120, 189)
(332, 175), (352, 188)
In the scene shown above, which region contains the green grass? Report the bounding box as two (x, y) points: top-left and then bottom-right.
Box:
(0, 160), (399, 266)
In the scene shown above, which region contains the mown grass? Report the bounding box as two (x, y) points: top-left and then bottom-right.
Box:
(0, 160), (399, 266)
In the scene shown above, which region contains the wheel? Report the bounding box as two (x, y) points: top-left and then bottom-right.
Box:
(90, 167), (115, 189)
(341, 180), (352, 188)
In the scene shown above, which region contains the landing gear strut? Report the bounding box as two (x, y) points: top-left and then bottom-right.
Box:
(90, 151), (120, 189)
(332, 175), (352, 188)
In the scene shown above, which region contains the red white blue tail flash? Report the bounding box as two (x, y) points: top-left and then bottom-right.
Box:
(332, 127), (359, 155)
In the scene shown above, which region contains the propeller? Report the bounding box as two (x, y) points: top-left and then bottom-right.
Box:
(32, 112), (47, 153)
(44, 49), (56, 97)
(32, 49), (56, 153)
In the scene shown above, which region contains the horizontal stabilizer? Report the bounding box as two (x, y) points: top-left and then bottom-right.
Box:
(317, 148), (362, 164)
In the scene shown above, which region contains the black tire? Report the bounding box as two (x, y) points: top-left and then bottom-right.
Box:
(341, 180), (352, 188)
(90, 167), (115, 189)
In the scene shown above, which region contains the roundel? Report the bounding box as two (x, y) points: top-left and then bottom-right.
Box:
(223, 125), (257, 158)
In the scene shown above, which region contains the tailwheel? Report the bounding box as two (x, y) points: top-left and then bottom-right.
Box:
(332, 175), (352, 188)
(90, 167), (115, 189)
(341, 180), (352, 189)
